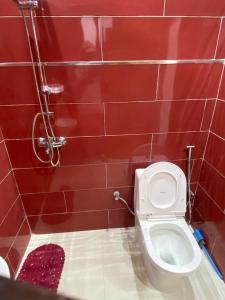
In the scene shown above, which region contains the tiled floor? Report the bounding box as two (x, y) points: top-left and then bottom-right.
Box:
(17, 227), (225, 300)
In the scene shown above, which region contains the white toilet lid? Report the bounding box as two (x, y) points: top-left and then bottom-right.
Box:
(138, 162), (186, 216)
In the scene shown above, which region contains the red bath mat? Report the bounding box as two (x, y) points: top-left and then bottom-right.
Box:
(17, 244), (65, 292)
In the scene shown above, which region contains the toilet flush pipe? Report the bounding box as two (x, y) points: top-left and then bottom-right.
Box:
(193, 228), (224, 280)
(187, 145), (195, 224)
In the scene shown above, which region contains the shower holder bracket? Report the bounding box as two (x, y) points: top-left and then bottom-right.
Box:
(16, 0), (39, 9)
(41, 84), (64, 95)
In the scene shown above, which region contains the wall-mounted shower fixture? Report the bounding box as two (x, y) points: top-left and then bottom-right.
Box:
(15, 0), (66, 167)
(15, 0), (39, 9)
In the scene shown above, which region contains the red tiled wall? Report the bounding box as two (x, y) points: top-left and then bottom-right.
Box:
(0, 1), (225, 236)
(0, 128), (31, 277)
(193, 64), (225, 276)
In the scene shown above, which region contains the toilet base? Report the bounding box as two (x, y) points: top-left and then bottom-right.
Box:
(143, 250), (185, 292)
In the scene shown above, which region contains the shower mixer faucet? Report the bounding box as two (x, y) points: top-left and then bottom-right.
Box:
(38, 137), (67, 154)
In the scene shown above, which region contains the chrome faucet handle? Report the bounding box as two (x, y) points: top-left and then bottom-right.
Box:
(41, 84), (64, 95)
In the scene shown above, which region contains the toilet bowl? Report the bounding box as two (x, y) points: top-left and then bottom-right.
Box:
(0, 257), (10, 279)
(134, 162), (202, 291)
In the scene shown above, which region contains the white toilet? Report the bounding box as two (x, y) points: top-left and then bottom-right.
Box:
(0, 257), (10, 279)
(134, 162), (202, 291)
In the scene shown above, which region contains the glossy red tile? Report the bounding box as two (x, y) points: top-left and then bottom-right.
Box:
(22, 192), (66, 216)
(14, 164), (106, 194)
(211, 100), (225, 139)
(28, 211), (108, 234)
(0, 197), (25, 258)
(38, 0), (164, 16)
(215, 20), (225, 58)
(219, 70), (225, 100)
(45, 65), (158, 103)
(0, 105), (38, 139)
(105, 100), (205, 135)
(0, 103), (104, 139)
(107, 162), (149, 188)
(102, 17), (220, 60)
(0, 18), (30, 62)
(0, 67), (36, 105)
(60, 135), (151, 166)
(0, 0), (20, 16)
(158, 64), (222, 100)
(166, 0), (225, 16)
(51, 103), (104, 137)
(0, 142), (11, 182)
(0, 128), (3, 142)
(0, 172), (19, 225)
(109, 209), (134, 228)
(65, 187), (134, 212)
(7, 219), (31, 274)
(191, 159), (203, 183)
(151, 132), (207, 161)
(199, 161), (225, 211)
(201, 99), (216, 131)
(37, 17), (101, 61)
(205, 133), (225, 177)
(6, 139), (49, 169)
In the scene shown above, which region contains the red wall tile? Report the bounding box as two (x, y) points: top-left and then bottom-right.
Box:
(14, 164), (106, 194)
(0, 18), (29, 62)
(199, 161), (225, 211)
(45, 65), (158, 103)
(158, 64), (222, 100)
(0, 142), (11, 182)
(28, 211), (108, 234)
(105, 100), (205, 135)
(60, 135), (151, 166)
(38, 0), (164, 16)
(65, 187), (134, 212)
(0, 103), (104, 139)
(166, 0), (225, 16)
(201, 100), (216, 131)
(7, 219), (31, 274)
(0, 172), (19, 225)
(0, 197), (25, 258)
(215, 20), (225, 58)
(22, 192), (66, 215)
(102, 17), (220, 60)
(205, 133), (225, 177)
(0, 0), (20, 16)
(151, 132), (207, 161)
(211, 100), (225, 139)
(109, 209), (134, 228)
(37, 17), (101, 61)
(0, 67), (36, 105)
(218, 70), (225, 100)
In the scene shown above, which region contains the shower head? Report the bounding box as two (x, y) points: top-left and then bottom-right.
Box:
(14, 0), (39, 9)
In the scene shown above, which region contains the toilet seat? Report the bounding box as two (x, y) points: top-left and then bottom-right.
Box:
(140, 218), (202, 275)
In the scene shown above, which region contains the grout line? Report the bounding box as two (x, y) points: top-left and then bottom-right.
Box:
(105, 164), (108, 188)
(204, 159), (225, 181)
(0, 169), (12, 186)
(99, 17), (104, 61)
(198, 183), (225, 214)
(63, 191), (68, 212)
(155, 65), (160, 100)
(28, 209), (110, 217)
(31, 15), (225, 19)
(0, 98), (213, 107)
(149, 134), (153, 161)
(103, 103), (107, 135)
(0, 194), (20, 227)
(210, 130), (225, 142)
(5, 217), (27, 260)
(213, 18), (223, 59)
(163, 0), (166, 16)
(199, 99), (207, 131)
